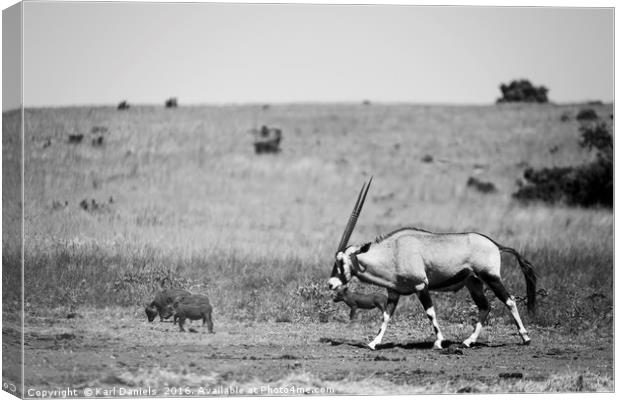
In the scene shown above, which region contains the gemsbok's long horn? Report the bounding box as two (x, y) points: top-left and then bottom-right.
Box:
(336, 177), (373, 252)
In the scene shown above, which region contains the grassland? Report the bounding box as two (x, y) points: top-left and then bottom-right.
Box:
(2, 102), (614, 393)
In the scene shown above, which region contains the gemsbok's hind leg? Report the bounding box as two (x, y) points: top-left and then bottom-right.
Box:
(483, 275), (531, 344)
(367, 290), (400, 350)
(417, 288), (445, 349)
(463, 276), (490, 347)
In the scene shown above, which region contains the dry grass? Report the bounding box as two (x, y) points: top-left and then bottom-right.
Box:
(3, 103), (613, 336)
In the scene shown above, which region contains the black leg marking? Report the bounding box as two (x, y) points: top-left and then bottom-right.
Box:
(386, 292), (399, 316)
(466, 276), (489, 314)
(479, 273), (510, 303)
(463, 276), (490, 347)
(417, 288), (444, 348)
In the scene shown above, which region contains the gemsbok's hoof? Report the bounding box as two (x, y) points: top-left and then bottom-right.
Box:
(462, 339), (473, 348)
(367, 342), (377, 350)
(433, 341), (443, 350)
(522, 338), (531, 346)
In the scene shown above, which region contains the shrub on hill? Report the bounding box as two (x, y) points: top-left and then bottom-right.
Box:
(513, 122), (612, 208)
(497, 79), (549, 103)
(576, 108), (598, 121)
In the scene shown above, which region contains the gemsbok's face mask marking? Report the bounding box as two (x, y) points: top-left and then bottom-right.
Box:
(328, 251), (354, 290)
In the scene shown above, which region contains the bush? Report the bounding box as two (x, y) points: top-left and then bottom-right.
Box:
(576, 108), (598, 121)
(513, 122), (612, 207)
(497, 79), (548, 103)
(580, 122), (612, 153)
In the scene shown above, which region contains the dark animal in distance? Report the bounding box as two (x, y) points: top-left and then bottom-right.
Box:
(333, 287), (387, 321)
(79, 198), (109, 212)
(91, 126), (109, 134)
(117, 100), (130, 110)
(252, 125), (282, 154)
(165, 97), (178, 108)
(51, 200), (68, 211)
(421, 154), (434, 163)
(167, 294), (214, 333)
(68, 134), (84, 144)
(466, 177), (497, 194)
(145, 288), (191, 322)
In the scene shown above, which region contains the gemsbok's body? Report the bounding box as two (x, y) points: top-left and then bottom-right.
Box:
(327, 178), (537, 350)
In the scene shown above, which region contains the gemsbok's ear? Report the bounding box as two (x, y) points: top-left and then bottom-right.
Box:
(359, 242), (371, 254)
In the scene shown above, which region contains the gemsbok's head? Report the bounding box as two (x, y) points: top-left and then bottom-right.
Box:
(328, 177), (372, 290)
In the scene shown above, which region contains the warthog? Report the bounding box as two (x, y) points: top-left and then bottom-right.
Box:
(333, 287), (388, 321)
(252, 125), (282, 154)
(145, 288), (191, 322)
(167, 294), (214, 333)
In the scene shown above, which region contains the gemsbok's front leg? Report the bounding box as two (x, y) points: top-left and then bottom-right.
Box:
(417, 288), (445, 349)
(367, 290), (400, 350)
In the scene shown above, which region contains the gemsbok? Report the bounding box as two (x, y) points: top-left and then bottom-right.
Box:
(327, 178), (537, 350)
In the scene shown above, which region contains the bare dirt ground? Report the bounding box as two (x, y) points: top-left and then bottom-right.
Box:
(16, 308), (613, 395)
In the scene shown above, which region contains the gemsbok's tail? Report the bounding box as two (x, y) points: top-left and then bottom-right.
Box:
(498, 245), (537, 314)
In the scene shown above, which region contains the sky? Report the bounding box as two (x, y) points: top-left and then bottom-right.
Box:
(5, 2), (616, 108)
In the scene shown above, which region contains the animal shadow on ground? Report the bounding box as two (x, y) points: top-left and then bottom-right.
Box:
(319, 337), (508, 351)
